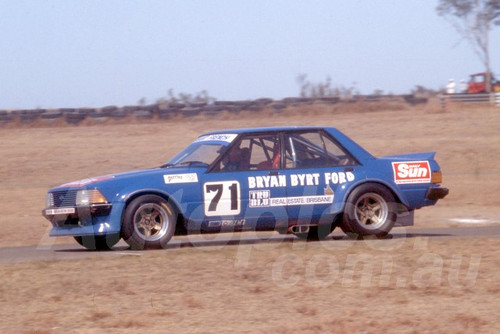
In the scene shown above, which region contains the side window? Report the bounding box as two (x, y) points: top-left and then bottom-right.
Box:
(217, 134), (281, 171)
(285, 131), (356, 169)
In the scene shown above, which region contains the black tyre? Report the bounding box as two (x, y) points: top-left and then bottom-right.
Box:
(294, 224), (336, 241)
(74, 234), (120, 250)
(341, 183), (397, 237)
(121, 195), (176, 250)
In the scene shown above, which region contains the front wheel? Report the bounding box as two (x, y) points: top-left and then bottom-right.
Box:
(294, 224), (336, 240)
(121, 195), (176, 250)
(341, 184), (397, 238)
(74, 234), (120, 250)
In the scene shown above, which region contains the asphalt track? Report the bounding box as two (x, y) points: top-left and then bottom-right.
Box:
(1, 225), (499, 264)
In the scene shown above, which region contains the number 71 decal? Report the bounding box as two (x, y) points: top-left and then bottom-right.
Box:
(203, 181), (241, 216)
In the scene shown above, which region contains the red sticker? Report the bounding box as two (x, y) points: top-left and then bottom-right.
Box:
(392, 161), (431, 184)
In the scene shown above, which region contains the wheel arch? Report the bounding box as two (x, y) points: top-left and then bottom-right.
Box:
(341, 180), (409, 210)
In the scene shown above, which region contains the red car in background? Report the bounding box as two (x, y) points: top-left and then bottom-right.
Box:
(467, 73), (500, 94)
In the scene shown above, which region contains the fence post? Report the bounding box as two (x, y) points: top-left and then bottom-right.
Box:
(439, 94), (448, 112)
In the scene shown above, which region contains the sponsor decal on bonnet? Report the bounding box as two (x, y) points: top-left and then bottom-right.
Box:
(164, 173), (199, 184)
(392, 161), (431, 184)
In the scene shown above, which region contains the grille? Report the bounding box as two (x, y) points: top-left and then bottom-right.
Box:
(51, 190), (77, 207)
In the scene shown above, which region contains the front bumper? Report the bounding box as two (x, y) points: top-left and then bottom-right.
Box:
(426, 187), (449, 200)
(42, 203), (112, 227)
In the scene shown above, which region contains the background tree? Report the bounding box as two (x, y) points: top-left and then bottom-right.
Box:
(296, 74), (358, 99)
(437, 0), (500, 92)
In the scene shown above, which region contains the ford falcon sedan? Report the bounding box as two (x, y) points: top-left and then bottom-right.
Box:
(42, 126), (448, 250)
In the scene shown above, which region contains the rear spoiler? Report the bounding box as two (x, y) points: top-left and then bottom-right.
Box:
(380, 152), (436, 161)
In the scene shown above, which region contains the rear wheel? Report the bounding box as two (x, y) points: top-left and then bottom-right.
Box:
(341, 184), (397, 238)
(121, 195), (176, 249)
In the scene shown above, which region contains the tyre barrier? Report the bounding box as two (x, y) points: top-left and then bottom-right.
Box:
(181, 107), (202, 117)
(66, 112), (86, 125)
(270, 103), (287, 113)
(190, 102), (208, 108)
(19, 109), (44, 123)
(77, 108), (97, 115)
(40, 110), (63, 120)
(168, 102), (186, 109)
(110, 109), (128, 119)
(214, 100), (237, 106)
(1, 95), (432, 126)
(253, 98), (273, 105)
(133, 110), (153, 119)
(203, 104), (225, 116)
(0, 110), (13, 124)
(318, 97), (340, 104)
(158, 106), (180, 119)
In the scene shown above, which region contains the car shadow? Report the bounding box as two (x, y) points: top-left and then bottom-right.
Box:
(53, 230), (454, 253)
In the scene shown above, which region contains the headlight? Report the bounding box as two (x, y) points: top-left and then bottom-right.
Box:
(76, 189), (108, 206)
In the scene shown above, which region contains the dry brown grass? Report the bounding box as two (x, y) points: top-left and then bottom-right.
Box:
(0, 100), (499, 332)
(1, 237), (499, 333)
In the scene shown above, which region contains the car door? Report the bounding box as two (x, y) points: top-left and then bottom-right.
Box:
(280, 130), (360, 225)
(200, 133), (288, 232)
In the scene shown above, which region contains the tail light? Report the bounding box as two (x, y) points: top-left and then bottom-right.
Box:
(431, 171), (442, 184)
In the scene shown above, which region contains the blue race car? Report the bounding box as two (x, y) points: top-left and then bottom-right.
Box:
(42, 126), (448, 250)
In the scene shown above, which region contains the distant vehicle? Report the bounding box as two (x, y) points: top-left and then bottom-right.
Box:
(467, 72), (500, 94)
(42, 126), (448, 250)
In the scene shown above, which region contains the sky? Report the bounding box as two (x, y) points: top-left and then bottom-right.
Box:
(1, 0), (499, 109)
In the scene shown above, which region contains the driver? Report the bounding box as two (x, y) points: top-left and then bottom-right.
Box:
(224, 146), (242, 171)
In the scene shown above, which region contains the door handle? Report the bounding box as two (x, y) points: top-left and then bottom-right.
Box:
(344, 167), (354, 172)
(269, 171), (279, 176)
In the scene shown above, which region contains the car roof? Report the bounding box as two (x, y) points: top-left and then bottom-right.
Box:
(203, 126), (334, 135)
(201, 125), (375, 161)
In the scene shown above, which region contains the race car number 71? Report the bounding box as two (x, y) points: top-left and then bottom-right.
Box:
(203, 181), (241, 216)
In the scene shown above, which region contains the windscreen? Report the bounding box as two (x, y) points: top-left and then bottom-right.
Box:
(166, 133), (238, 167)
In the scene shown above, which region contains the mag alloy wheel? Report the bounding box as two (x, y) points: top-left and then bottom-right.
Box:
(122, 195), (176, 249)
(133, 203), (170, 241)
(353, 193), (388, 230)
(341, 183), (397, 237)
